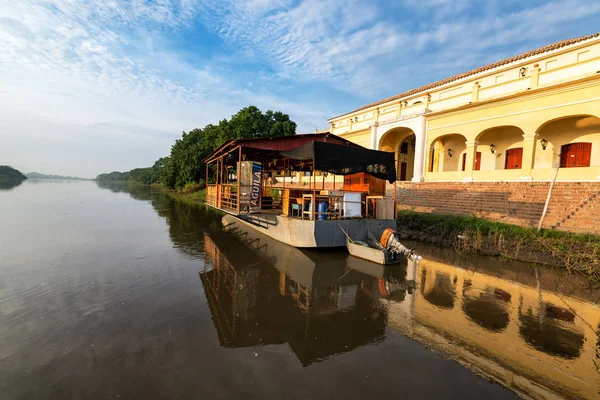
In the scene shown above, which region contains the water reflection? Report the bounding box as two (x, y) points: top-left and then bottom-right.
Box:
(206, 220), (600, 399)
(60, 182), (600, 398)
(0, 178), (25, 190)
(462, 283), (511, 332)
(420, 269), (456, 309)
(96, 181), (222, 258)
(518, 299), (585, 360)
(200, 230), (388, 366)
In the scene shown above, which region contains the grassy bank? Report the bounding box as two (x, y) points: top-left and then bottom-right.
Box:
(397, 210), (600, 282)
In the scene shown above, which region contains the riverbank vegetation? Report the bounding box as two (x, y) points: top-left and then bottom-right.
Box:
(96, 106), (296, 194)
(25, 172), (92, 181)
(397, 210), (600, 282)
(0, 165), (27, 182)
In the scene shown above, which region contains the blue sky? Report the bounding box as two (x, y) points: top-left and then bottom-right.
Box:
(1, 0), (599, 177)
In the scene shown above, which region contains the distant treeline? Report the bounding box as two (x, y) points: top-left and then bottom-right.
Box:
(26, 172), (92, 181)
(96, 106), (297, 189)
(0, 165), (27, 181)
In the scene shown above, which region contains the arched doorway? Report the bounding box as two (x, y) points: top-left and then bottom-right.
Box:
(535, 115), (600, 169)
(379, 127), (416, 181)
(476, 126), (525, 170)
(428, 133), (468, 172)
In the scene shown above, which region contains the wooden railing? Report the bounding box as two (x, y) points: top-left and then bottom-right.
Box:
(206, 184), (217, 207)
(219, 184), (238, 212)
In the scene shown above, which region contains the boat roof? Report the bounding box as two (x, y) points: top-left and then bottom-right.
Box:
(204, 133), (358, 163)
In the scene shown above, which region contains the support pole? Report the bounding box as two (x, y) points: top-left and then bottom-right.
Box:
(537, 165), (560, 230)
(237, 146), (242, 214)
(312, 164), (316, 220)
(394, 180), (397, 220)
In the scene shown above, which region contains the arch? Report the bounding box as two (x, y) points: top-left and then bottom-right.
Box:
(462, 284), (510, 333)
(420, 269), (456, 310)
(534, 114), (600, 169)
(518, 303), (584, 359)
(379, 127), (416, 181)
(428, 133), (468, 173)
(476, 125), (525, 170)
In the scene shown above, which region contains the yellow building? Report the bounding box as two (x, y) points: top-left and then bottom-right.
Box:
(328, 32), (600, 183)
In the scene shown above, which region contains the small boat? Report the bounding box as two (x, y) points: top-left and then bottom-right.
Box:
(346, 239), (403, 265)
(340, 225), (421, 265)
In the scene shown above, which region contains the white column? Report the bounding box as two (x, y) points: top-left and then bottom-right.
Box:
(370, 123), (378, 150)
(411, 116), (426, 182)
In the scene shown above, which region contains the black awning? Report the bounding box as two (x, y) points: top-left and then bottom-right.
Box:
(280, 141), (396, 183)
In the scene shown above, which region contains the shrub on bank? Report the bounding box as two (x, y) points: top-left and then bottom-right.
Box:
(397, 210), (600, 282)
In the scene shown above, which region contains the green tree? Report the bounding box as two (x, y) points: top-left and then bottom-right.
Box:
(162, 105), (296, 189)
(97, 106), (296, 190)
(0, 165), (27, 181)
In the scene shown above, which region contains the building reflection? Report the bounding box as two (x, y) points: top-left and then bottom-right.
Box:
(462, 283), (511, 332)
(384, 256), (599, 400)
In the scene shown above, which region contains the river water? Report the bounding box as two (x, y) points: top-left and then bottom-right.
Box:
(1, 179), (599, 399)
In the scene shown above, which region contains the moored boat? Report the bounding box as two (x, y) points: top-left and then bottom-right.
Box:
(341, 226), (421, 265)
(346, 239), (403, 265)
(203, 133), (399, 248)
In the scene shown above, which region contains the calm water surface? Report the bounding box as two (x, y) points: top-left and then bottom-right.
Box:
(1, 180), (599, 399)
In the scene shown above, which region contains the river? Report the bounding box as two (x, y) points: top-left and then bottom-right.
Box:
(1, 179), (598, 399)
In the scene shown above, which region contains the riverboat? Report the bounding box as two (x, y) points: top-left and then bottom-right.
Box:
(203, 133), (400, 248)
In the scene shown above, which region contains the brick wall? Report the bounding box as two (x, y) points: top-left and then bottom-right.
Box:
(393, 181), (600, 235)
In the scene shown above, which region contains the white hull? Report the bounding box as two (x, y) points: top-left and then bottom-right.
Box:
(346, 240), (403, 265)
(219, 210), (397, 248)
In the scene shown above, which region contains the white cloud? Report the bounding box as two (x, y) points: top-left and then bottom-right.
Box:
(0, 0), (598, 176)
(195, 0), (600, 96)
(0, 0), (331, 176)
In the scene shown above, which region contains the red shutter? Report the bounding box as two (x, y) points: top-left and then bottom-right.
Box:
(462, 153), (466, 171)
(505, 148), (523, 169)
(560, 143), (592, 168)
(475, 152), (482, 171)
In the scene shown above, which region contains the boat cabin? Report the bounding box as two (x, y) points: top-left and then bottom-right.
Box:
(204, 133), (398, 221)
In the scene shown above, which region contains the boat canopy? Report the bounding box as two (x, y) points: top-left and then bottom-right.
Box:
(280, 141), (397, 183)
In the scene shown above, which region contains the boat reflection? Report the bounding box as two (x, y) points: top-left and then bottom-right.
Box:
(199, 229), (387, 366)
(202, 223), (600, 399)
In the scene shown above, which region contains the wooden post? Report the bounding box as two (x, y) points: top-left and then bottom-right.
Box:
(312, 165), (316, 220)
(283, 158), (286, 191)
(393, 180), (397, 220)
(237, 146), (242, 214)
(537, 165), (560, 230)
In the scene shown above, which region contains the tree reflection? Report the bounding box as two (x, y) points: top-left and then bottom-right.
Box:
(95, 181), (222, 259)
(0, 179), (25, 191)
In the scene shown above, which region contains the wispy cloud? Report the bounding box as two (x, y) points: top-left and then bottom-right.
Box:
(0, 0), (598, 176)
(193, 0), (600, 96)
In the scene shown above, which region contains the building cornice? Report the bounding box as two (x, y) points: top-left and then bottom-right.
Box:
(328, 33), (600, 123)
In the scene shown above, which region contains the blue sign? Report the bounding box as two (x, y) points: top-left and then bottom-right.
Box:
(250, 162), (262, 211)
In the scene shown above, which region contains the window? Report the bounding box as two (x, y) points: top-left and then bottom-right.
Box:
(505, 148), (523, 169)
(560, 142), (591, 168)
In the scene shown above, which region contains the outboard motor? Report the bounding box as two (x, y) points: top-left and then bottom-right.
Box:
(380, 228), (421, 261)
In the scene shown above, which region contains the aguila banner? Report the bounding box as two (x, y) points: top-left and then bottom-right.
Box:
(249, 162), (262, 213)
